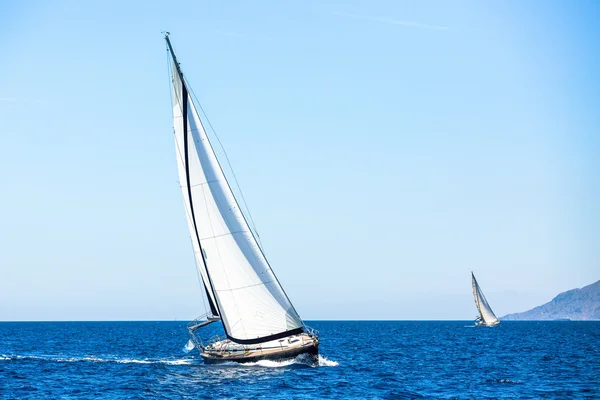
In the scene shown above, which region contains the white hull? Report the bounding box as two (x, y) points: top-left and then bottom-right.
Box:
(475, 320), (500, 327)
(200, 333), (319, 364)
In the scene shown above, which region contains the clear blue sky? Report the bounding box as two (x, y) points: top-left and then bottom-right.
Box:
(1, 1), (598, 321)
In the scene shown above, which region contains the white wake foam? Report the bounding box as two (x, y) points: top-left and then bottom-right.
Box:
(218, 354), (338, 368)
(162, 359), (195, 365)
(243, 358), (299, 368)
(248, 354), (339, 368)
(317, 355), (339, 367)
(1, 354), (195, 365)
(1, 353), (337, 367)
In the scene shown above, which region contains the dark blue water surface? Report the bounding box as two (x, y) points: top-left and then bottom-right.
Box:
(1, 321), (599, 398)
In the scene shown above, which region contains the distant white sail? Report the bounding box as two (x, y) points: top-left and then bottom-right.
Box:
(169, 56), (304, 344)
(471, 272), (499, 326)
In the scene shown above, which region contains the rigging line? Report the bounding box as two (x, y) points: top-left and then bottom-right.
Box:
(184, 76), (264, 250)
(199, 230), (246, 241)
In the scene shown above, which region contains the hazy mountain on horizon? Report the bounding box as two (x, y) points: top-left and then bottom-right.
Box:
(502, 280), (600, 321)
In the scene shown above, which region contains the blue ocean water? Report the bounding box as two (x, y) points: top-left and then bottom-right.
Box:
(1, 321), (599, 399)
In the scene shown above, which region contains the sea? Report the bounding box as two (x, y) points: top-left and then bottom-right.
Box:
(1, 321), (599, 399)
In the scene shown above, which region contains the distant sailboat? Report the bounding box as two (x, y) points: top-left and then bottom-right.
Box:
(471, 272), (500, 327)
(164, 33), (319, 363)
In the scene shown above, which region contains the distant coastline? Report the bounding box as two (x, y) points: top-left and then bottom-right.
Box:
(502, 280), (600, 321)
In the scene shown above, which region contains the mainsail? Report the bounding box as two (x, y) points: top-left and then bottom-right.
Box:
(471, 272), (499, 326)
(166, 36), (304, 344)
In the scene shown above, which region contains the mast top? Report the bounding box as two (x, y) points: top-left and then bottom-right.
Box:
(164, 33), (184, 79)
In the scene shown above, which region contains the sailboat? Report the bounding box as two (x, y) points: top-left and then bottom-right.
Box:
(471, 272), (500, 327)
(164, 33), (319, 363)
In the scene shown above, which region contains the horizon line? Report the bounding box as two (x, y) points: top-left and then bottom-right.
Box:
(1, 319), (597, 323)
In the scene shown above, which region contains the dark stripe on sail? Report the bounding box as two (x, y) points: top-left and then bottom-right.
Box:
(182, 82), (221, 319)
(166, 35), (220, 319)
(203, 284), (219, 316)
(226, 327), (304, 345)
(165, 36), (222, 321)
(167, 35), (221, 320)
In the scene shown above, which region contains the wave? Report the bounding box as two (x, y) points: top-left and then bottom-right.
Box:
(1, 353), (338, 367)
(246, 354), (338, 368)
(0, 354), (196, 365)
(216, 354), (338, 368)
(215, 360), (293, 368)
(493, 379), (522, 385)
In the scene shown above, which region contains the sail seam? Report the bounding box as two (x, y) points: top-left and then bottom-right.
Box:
(180, 179), (225, 189)
(199, 230), (248, 241)
(215, 280), (277, 292)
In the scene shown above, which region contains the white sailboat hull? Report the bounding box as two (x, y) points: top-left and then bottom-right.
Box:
(200, 333), (319, 364)
(475, 320), (500, 327)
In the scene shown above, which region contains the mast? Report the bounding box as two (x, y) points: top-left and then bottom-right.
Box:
(166, 33), (220, 318)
